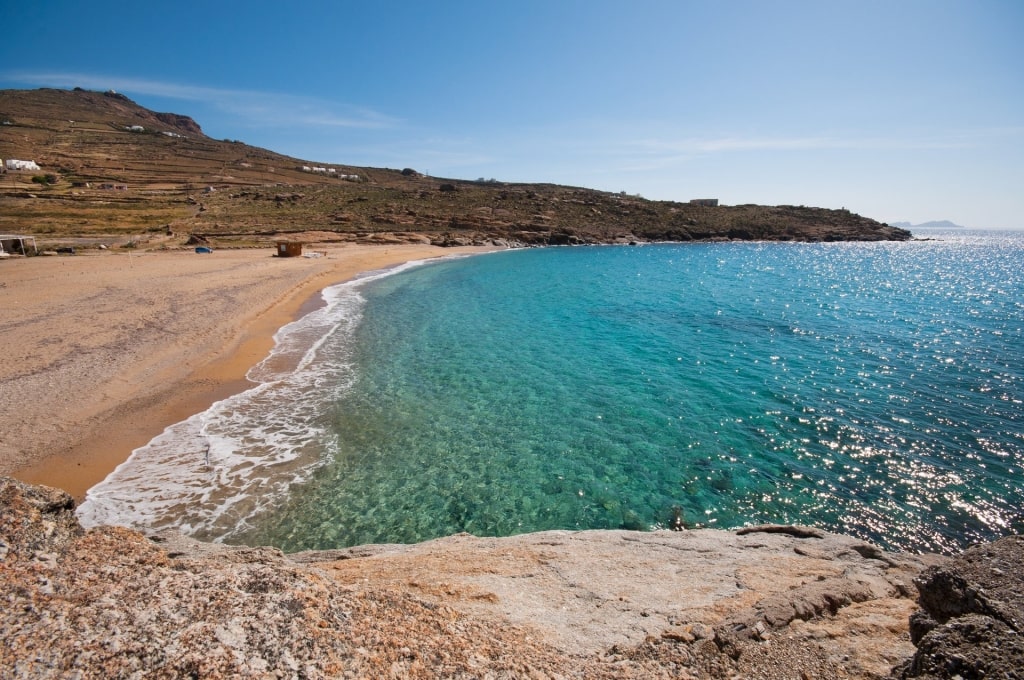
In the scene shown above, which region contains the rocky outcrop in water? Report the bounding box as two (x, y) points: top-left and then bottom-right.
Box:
(895, 535), (1024, 679)
(2, 476), (994, 678)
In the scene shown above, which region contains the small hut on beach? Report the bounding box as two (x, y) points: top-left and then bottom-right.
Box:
(276, 241), (304, 257)
(0, 234), (38, 257)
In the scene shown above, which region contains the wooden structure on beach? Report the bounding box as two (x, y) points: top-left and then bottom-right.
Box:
(0, 234), (38, 256)
(276, 241), (304, 257)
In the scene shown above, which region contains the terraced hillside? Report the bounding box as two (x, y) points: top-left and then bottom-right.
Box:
(1, 88), (911, 248)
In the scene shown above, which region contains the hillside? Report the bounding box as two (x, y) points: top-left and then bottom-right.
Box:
(1, 88), (911, 248)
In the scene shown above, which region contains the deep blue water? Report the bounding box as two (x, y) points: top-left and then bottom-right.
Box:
(81, 231), (1024, 555)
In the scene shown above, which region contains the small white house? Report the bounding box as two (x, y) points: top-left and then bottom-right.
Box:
(127, 125), (145, 132)
(5, 159), (41, 172)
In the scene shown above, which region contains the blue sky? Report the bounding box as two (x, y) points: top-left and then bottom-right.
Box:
(3, 1), (1022, 228)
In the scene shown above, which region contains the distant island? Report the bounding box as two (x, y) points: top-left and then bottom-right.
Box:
(890, 220), (968, 230)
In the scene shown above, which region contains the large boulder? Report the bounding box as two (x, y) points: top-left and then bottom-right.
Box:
(896, 535), (1024, 678)
(0, 477), (81, 560)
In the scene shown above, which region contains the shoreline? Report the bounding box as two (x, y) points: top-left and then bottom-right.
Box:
(4, 244), (499, 502)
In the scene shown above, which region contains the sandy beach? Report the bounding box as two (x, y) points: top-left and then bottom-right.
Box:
(0, 243), (496, 501)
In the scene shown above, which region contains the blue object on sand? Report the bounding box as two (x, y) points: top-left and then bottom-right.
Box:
(195, 246), (213, 254)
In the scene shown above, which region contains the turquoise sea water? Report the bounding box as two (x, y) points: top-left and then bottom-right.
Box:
(80, 231), (1024, 555)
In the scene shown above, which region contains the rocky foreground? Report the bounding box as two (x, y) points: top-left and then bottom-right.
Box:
(2, 477), (1020, 679)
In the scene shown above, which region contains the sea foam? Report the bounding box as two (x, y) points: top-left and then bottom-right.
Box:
(77, 259), (434, 541)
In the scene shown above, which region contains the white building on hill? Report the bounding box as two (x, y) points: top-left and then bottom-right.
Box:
(5, 159), (41, 172)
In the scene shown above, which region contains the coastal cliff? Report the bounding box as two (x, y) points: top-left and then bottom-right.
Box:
(6, 477), (1019, 679)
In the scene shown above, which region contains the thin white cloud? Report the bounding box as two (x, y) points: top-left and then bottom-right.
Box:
(434, 118), (1005, 179)
(321, 137), (498, 173)
(3, 71), (398, 130)
(583, 127), (1024, 174)
(637, 133), (976, 155)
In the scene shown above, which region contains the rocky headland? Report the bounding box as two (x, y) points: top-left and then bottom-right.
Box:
(1, 88), (910, 250)
(4, 476), (1020, 679)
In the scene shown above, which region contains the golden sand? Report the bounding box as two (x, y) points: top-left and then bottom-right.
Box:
(1, 244), (496, 500)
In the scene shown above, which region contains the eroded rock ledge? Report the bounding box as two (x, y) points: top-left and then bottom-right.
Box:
(3, 476), (1017, 679)
(896, 535), (1024, 679)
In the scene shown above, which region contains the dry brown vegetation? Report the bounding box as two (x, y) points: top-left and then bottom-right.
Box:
(1, 88), (911, 249)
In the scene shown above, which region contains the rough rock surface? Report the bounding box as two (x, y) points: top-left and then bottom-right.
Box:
(896, 535), (1024, 679)
(2, 477), (952, 678)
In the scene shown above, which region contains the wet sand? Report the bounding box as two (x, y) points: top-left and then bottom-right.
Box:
(1, 244), (496, 500)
